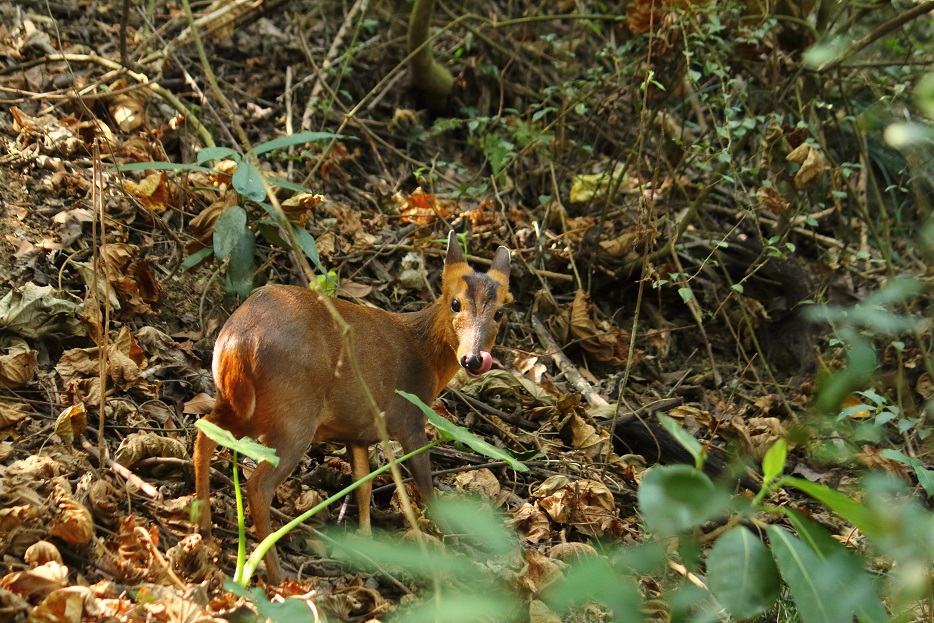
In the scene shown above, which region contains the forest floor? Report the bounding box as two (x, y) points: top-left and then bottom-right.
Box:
(0, 1), (931, 622)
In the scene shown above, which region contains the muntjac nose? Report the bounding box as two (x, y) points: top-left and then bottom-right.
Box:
(461, 352), (493, 377)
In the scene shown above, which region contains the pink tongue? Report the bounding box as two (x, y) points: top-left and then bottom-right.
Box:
(475, 351), (493, 375)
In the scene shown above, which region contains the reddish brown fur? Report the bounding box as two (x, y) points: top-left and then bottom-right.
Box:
(193, 232), (510, 584)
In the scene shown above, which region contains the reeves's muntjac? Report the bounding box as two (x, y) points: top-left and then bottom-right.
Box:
(193, 231), (511, 583)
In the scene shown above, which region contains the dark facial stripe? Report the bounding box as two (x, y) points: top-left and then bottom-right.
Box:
(462, 273), (499, 313)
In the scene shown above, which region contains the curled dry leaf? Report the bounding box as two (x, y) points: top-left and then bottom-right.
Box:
(0, 561), (69, 601)
(454, 468), (502, 499)
(86, 479), (122, 528)
(56, 326), (150, 406)
(569, 289), (637, 365)
(0, 283), (84, 340)
(518, 548), (564, 597)
(559, 413), (611, 461)
(785, 142), (826, 188)
(107, 79), (147, 133)
(123, 173), (170, 213)
(49, 478), (93, 545)
(166, 534), (224, 586)
(136, 326), (204, 384)
(31, 585), (98, 623)
(0, 336), (37, 389)
(280, 192), (325, 225)
(53, 404), (88, 445)
(757, 185), (789, 215)
(461, 198), (502, 233)
(24, 541), (63, 566)
(182, 393), (215, 415)
(394, 188), (453, 224)
(508, 503), (551, 544)
(548, 541), (597, 561)
(319, 585), (386, 620)
(533, 476), (620, 538)
(0, 401), (31, 429)
(0, 505), (49, 557)
(114, 431), (188, 468)
(110, 516), (162, 584)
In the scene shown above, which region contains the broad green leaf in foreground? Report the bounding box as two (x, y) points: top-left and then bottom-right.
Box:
(226, 229), (256, 298)
(430, 497), (515, 559)
(213, 205), (247, 260)
(707, 526), (780, 619)
(638, 464), (730, 535)
(657, 413), (704, 467)
(397, 390), (529, 472)
(195, 420), (279, 466)
(252, 131), (344, 155)
(767, 525), (887, 623)
(232, 161), (266, 202)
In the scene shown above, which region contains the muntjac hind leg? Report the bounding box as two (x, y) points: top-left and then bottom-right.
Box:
(349, 443), (373, 534)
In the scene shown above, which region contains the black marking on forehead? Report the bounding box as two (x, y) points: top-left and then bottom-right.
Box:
(462, 273), (500, 312)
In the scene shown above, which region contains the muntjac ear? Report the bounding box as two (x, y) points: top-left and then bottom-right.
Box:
(445, 230), (465, 265)
(489, 246), (511, 281)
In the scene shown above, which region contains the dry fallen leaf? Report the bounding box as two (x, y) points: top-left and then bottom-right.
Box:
(0, 401), (31, 429)
(508, 503), (552, 544)
(786, 142), (826, 188)
(24, 541), (63, 567)
(0, 337), (37, 389)
(0, 561), (69, 601)
(48, 479), (93, 545)
(114, 432), (188, 468)
(52, 404), (88, 445)
(30, 585), (98, 623)
(454, 468), (502, 499)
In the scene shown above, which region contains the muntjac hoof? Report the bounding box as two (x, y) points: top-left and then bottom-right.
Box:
(462, 351), (493, 377)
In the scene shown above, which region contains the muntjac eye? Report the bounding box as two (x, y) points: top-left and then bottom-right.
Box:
(451, 298), (461, 313)
(494, 309), (504, 321)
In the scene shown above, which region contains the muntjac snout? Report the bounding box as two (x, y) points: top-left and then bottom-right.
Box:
(193, 231), (511, 584)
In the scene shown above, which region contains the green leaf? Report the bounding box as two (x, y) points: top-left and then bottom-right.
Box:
(544, 556), (643, 620)
(394, 592), (517, 623)
(196, 420), (279, 466)
(232, 161), (266, 202)
(880, 449), (934, 497)
(678, 287), (693, 303)
(226, 229), (256, 297)
(707, 527), (780, 619)
(316, 270), (339, 296)
(251, 131), (344, 155)
(397, 390), (529, 473)
(767, 525), (887, 623)
(782, 477), (884, 539)
(290, 224), (330, 278)
(222, 581), (313, 623)
(430, 497), (515, 559)
(267, 177), (313, 194)
(181, 246), (213, 271)
(638, 465), (730, 535)
(331, 532), (482, 581)
(213, 205), (247, 260)
(761, 438), (787, 486)
(255, 220), (291, 249)
(112, 161), (214, 173)
(196, 147), (239, 164)
(656, 413), (704, 465)
(730, 283), (744, 294)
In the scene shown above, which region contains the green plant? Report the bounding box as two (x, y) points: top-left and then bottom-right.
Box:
(194, 390), (528, 590)
(116, 131), (339, 296)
